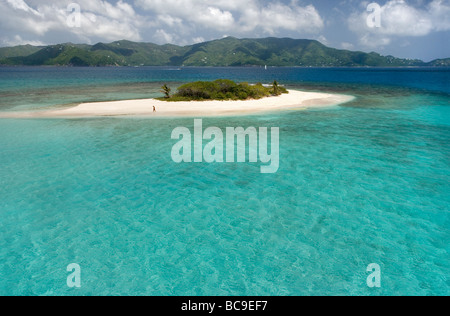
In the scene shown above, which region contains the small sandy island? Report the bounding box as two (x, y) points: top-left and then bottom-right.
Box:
(0, 90), (354, 119)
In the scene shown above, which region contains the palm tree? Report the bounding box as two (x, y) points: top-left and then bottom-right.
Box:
(160, 84), (171, 98)
(272, 80), (279, 96)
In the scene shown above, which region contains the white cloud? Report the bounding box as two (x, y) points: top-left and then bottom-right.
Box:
(349, 0), (450, 48)
(359, 34), (391, 49)
(258, 3), (323, 34)
(197, 7), (235, 30)
(154, 29), (175, 44)
(428, 0), (450, 31)
(192, 36), (205, 44)
(341, 42), (355, 50)
(157, 15), (183, 28)
(136, 0), (324, 37)
(0, 0), (145, 45)
(317, 35), (329, 45)
(2, 35), (45, 47)
(6, 0), (41, 15)
(0, 0), (326, 46)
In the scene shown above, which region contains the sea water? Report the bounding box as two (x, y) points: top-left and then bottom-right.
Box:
(0, 67), (448, 295)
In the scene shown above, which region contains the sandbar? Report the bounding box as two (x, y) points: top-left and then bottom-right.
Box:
(0, 90), (354, 118)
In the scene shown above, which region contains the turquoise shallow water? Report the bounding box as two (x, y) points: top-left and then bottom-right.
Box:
(0, 67), (449, 295)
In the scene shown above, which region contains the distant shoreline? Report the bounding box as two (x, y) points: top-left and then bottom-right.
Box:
(1, 37), (448, 67)
(0, 90), (355, 119)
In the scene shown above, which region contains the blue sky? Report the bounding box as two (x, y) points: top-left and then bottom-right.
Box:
(0, 0), (449, 61)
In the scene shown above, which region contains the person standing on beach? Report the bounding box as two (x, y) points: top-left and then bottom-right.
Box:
(153, 106), (156, 113)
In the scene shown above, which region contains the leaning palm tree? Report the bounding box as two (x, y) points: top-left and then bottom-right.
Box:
(272, 80), (280, 96)
(160, 84), (171, 98)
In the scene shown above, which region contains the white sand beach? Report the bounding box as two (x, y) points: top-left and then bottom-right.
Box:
(0, 90), (354, 118)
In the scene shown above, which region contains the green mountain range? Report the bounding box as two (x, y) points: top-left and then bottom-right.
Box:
(0, 37), (447, 67)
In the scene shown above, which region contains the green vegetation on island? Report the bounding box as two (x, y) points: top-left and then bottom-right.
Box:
(1, 37), (447, 67)
(157, 79), (288, 102)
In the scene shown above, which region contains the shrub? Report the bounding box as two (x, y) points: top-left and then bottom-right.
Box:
(161, 79), (288, 102)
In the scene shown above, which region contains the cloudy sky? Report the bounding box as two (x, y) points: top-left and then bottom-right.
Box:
(0, 0), (449, 61)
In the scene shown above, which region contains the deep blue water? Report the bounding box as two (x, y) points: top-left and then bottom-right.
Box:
(0, 67), (448, 296)
(1, 66), (449, 94)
